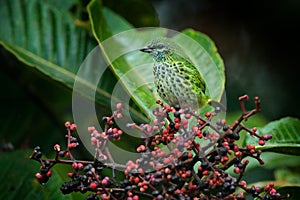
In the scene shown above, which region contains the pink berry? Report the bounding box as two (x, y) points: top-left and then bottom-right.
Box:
(101, 178), (108, 186)
(72, 162), (78, 169)
(70, 123), (77, 131)
(258, 140), (265, 146)
(116, 103), (123, 110)
(88, 126), (95, 132)
(35, 173), (42, 179)
(53, 144), (60, 151)
(77, 162), (83, 169)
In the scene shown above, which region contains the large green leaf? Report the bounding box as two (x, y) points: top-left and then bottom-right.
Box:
(0, 150), (67, 200)
(247, 117), (300, 155)
(0, 0), (152, 123)
(0, 0), (96, 81)
(0, 150), (92, 200)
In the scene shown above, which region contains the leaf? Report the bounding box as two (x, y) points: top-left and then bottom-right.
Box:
(245, 152), (300, 172)
(0, 0), (152, 125)
(103, 0), (160, 27)
(275, 167), (300, 184)
(277, 186), (300, 200)
(0, 0), (96, 80)
(0, 150), (73, 200)
(0, 0), (94, 105)
(246, 117), (300, 155)
(0, 62), (71, 149)
(0, 0), (125, 113)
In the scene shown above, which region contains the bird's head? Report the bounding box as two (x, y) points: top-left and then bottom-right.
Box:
(140, 38), (177, 62)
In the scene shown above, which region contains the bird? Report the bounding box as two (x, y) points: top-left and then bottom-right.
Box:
(140, 37), (210, 110)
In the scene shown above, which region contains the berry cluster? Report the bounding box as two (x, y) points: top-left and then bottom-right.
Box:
(30, 95), (290, 200)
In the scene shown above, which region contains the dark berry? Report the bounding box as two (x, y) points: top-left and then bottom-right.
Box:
(181, 152), (189, 161)
(218, 147), (228, 156)
(124, 185), (131, 191)
(40, 167), (48, 174)
(154, 171), (163, 178)
(223, 125), (229, 131)
(169, 122), (175, 129)
(44, 160), (50, 167)
(183, 108), (190, 114)
(174, 111), (181, 118)
(122, 179), (131, 186)
(216, 192), (223, 198)
(152, 190), (160, 197)
(171, 175), (180, 184)
(214, 155), (221, 162)
(35, 151), (42, 159)
(229, 185), (236, 193)
(34, 146), (41, 151)
(166, 186), (176, 194)
(83, 164), (93, 172)
(174, 105), (181, 111)
(233, 132), (240, 140)
(201, 161), (209, 169)
(102, 116), (108, 122)
(203, 188), (210, 195)
(223, 182), (231, 190)
(203, 130), (209, 137)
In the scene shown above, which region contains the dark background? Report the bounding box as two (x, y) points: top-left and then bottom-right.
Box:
(150, 0), (300, 120)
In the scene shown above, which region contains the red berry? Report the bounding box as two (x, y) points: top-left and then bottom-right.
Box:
(239, 180), (247, 187)
(89, 182), (97, 190)
(202, 170), (209, 175)
(46, 170), (52, 177)
(205, 112), (211, 118)
(132, 195), (139, 200)
(234, 167), (240, 174)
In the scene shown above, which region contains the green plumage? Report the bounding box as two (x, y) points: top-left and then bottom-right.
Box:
(140, 38), (209, 109)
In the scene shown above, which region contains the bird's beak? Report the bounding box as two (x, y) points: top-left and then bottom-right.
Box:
(140, 46), (152, 53)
